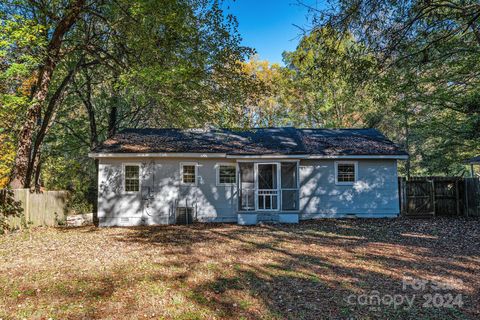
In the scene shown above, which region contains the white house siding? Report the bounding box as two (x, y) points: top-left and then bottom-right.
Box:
(98, 158), (237, 226)
(299, 159), (400, 218)
(97, 157), (400, 226)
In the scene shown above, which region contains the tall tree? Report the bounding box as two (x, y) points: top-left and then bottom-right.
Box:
(283, 27), (381, 128)
(3, 0), (254, 190)
(308, 0), (480, 175)
(0, 6), (49, 187)
(5, 0), (87, 188)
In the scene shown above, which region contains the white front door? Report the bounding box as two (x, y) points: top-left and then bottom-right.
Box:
(255, 163), (280, 211)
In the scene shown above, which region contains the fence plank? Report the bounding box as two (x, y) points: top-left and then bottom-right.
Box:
(465, 178), (480, 216)
(12, 189), (28, 229)
(400, 177), (475, 217)
(46, 191), (67, 225)
(1, 189), (68, 228)
(404, 179), (435, 216)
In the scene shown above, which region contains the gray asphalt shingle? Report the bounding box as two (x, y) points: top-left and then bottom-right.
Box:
(93, 127), (407, 156)
(467, 156), (480, 164)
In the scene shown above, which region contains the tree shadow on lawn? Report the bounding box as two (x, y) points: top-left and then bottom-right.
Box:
(109, 218), (480, 319)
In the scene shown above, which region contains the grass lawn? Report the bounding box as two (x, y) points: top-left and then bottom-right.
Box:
(1, 218), (479, 319)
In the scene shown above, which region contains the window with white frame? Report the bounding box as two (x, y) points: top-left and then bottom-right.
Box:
(335, 161), (357, 184)
(181, 163), (197, 184)
(124, 165), (140, 192)
(217, 164), (236, 185)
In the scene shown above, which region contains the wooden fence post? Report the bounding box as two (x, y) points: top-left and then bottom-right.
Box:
(455, 179), (460, 216)
(465, 178), (469, 217)
(432, 179), (436, 216)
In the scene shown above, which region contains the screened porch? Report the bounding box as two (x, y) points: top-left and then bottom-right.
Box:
(238, 161), (299, 212)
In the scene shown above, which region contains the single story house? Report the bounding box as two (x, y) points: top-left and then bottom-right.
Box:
(88, 127), (408, 226)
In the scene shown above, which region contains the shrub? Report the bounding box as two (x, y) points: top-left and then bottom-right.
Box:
(0, 188), (23, 233)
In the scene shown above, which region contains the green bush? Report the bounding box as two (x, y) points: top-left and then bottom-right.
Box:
(0, 188), (23, 233)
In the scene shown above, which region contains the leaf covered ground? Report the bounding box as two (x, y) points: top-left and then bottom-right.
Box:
(1, 218), (479, 319)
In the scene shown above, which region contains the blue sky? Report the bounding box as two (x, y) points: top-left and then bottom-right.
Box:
(223, 0), (325, 65)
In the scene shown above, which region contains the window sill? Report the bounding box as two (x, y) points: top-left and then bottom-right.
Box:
(335, 182), (355, 186)
(216, 183), (236, 187)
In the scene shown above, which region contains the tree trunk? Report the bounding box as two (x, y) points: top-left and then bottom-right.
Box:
(404, 112), (411, 179)
(85, 72), (98, 148)
(108, 105), (118, 138)
(27, 65), (80, 191)
(9, 0), (86, 189)
(33, 156), (42, 191)
(75, 68), (101, 224)
(10, 66), (52, 189)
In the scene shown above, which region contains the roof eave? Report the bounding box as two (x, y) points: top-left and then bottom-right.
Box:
(306, 154), (409, 160)
(88, 152), (409, 160)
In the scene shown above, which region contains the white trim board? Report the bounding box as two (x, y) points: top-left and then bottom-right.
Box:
(89, 152), (408, 160)
(233, 155), (408, 160)
(89, 152), (227, 158)
(306, 155), (408, 160)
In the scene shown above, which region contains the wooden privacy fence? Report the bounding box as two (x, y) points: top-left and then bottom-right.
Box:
(1, 189), (68, 228)
(465, 177), (480, 216)
(399, 177), (480, 217)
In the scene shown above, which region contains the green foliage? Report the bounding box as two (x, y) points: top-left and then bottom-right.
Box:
(225, 58), (294, 127)
(42, 156), (94, 214)
(0, 13), (46, 187)
(1, 0), (256, 210)
(2, 0), (479, 213)
(0, 134), (15, 187)
(283, 27), (381, 127)
(113, 0), (254, 127)
(310, 0), (480, 175)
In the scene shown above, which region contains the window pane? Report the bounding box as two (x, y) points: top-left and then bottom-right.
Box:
(240, 163), (253, 183)
(337, 164), (355, 182)
(183, 166), (195, 174)
(126, 180), (139, 192)
(272, 195), (278, 209)
(219, 165), (236, 184)
(281, 163), (297, 188)
(240, 188), (255, 211)
(182, 165), (196, 184)
(125, 166), (139, 178)
(282, 190), (298, 210)
(258, 164), (277, 189)
(125, 165), (140, 192)
(239, 163), (254, 210)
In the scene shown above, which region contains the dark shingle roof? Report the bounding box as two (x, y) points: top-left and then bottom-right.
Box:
(92, 127), (408, 156)
(467, 156), (480, 164)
